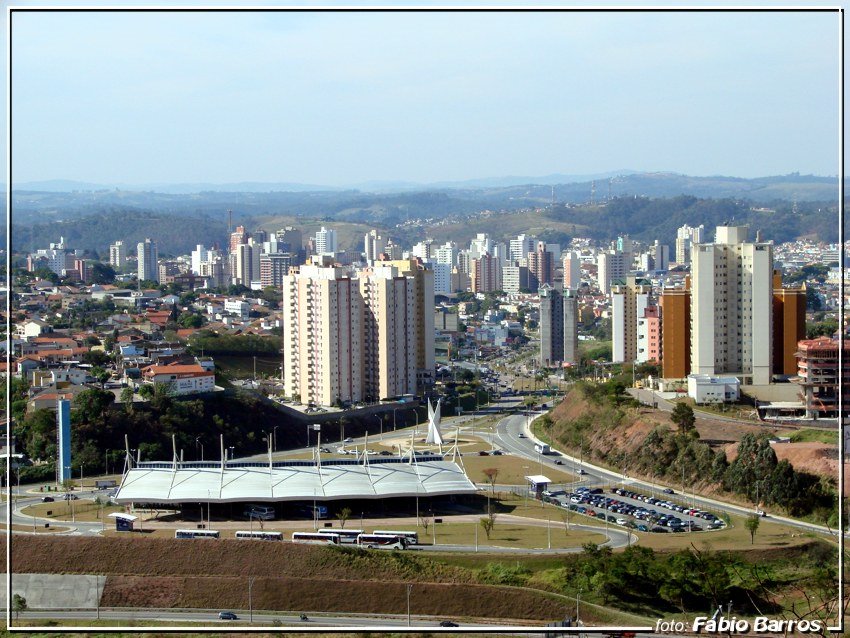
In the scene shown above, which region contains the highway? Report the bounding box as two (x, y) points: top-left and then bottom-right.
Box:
(489, 404), (841, 539)
(14, 608), (550, 629)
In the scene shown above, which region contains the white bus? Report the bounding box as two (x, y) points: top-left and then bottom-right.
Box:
(175, 529), (220, 539)
(372, 530), (418, 545)
(292, 532), (340, 545)
(317, 528), (363, 544)
(356, 533), (408, 550)
(235, 531), (283, 541)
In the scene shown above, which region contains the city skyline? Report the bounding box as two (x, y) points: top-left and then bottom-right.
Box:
(7, 9), (840, 186)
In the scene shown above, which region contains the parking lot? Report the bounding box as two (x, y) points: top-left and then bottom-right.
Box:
(543, 486), (726, 533)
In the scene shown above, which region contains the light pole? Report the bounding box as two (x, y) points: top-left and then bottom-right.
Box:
(375, 415), (383, 441)
(576, 588), (581, 626)
(195, 437), (203, 461)
(273, 426), (279, 453)
(80, 463), (85, 488)
(248, 575), (256, 623)
(406, 584), (413, 627)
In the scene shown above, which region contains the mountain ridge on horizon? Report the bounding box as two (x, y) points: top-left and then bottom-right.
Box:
(8, 170), (840, 195)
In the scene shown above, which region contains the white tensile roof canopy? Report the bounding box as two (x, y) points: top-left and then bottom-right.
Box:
(114, 454), (477, 504)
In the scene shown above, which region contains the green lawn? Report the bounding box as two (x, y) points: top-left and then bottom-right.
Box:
(786, 428), (839, 445)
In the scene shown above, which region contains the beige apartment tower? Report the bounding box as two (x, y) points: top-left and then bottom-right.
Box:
(385, 258), (436, 391)
(361, 266), (417, 400)
(282, 265), (364, 407)
(690, 225), (773, 385)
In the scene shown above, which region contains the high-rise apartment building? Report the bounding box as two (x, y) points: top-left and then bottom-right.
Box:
(502, 264), (529, 294)
(469, 234), (493, 259)
(435, 242), (457, 267)
(109, 241), (127, 270)
(539, 285), (564, 367)
(509, 234), (536, 263)
(384, 258), (436, 391)
(675, 224), (705, 265)
(471, 254), (502, 293)
(315, 227), (337, 256)
(364, 229), (386, 263)
(637, 305), (662, 363)
(611, 276), (652, 364)
(432, 262), (452, 295)
(652, 240), (670, 271)
(361, 265), (417, 400)
(137, 238), (158, 283)
(260, 253), (293, 288)
(412, 239), (435, 261)
(563, 288), (579, 365)
(660, 287), (691, 379)
(191, 245), (209, 275)
(563, 252), (581, 290)
(527, 241), (554, 288)
(233, 243), (257, 285)
(229, 225), (249, 252)
(690, 225), (773, 385)
(158, 260), (181, 284)
(772, 272), (806, 376)
(282, 265), (364, 406)
(276, 227), (304, 265)
(539, 285), (579, 367)
(597, 250), (629, 295)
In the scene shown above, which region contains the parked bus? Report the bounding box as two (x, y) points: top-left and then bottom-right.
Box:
(372, 530), (418, 545)
(317, 528), (363, 544)
(235, 531), (283, 541)
(356, 533), (408, 550)
(292, 532), (340, 545)
(175, 529), (220, 539)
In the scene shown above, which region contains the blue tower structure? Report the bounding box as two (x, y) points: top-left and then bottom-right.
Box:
(57, 399), (71, 483)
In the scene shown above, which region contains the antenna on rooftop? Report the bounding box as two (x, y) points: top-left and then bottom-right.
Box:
(590, 180), (596, 206)
(227, 209), (233, 235)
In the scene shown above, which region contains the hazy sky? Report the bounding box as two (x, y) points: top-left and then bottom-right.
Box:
(7, 8), (841, 186)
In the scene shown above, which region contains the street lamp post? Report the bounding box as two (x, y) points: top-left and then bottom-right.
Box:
(375, 415), (383, 441)
(273, 426), (279, 453)
(248, 575), (256, 623)
(406, 584), (413, 627)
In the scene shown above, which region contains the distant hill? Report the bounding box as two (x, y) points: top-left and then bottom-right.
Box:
(10, 172), (841, 254)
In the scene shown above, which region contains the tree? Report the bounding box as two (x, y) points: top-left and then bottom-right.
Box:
(120, 386), (135, 413)
(90, 262), (116, 284)
(90, 366), (110, 388)
(745, 513), (760, 545)
(72, 388), (115, 426)
(482, 467), (500, 495)
(336, 506), (352, 529)
(479, 516), (494, 540)
(12, 593), (27, 619)
(138, 384), (155, 401)
(671, 402), (696, 435)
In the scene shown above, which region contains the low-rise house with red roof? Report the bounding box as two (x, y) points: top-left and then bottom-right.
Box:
(142, 362), (215, 395)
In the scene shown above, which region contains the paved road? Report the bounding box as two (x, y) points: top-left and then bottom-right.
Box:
(505, 409), (842, 539)
(14, 608), (540, 629)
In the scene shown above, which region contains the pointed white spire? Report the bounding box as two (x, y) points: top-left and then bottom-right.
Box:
(425, 398), (445, 445)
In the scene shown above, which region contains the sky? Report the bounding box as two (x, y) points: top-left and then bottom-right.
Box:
(5, 7), (842, 187)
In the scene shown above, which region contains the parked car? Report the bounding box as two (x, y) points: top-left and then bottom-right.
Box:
(218, 611), (238, 620)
